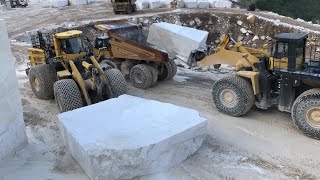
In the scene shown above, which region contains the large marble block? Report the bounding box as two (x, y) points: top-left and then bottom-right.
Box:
(209, 0), (232, 8)
(184, 0), (198, 8)
(0, 19), (27, 163)
(69, 0), (88, 5)
(147, 22), (208, 61)
(58, 95), (207, 180)
(198, 0), (209, 8)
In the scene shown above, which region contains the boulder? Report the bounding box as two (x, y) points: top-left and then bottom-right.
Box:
(189, 20), (196, 26)
(149, 0), (162, 9)
(136, 0), (149, 9)
(240, 28), (247, 34)
(247, 30), (253, 34)
(58, 95), (207, 180)
(237, 35), (244, 41)
(252, 35), (259, 41)
(247, 14), (256, 24)
(42, 0), (68, 7)
(194, 17), (202, 25)
(208, 0), (232, 8)
(237, 20), (243, 26)
(177, 0), (185, 7)
(69, 0), (87, 5)
(147, 22), (209, 62)
(0, 19), (27, 163)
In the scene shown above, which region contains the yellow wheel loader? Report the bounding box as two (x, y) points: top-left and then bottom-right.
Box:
(193, 33), (320, 139)
(26, 30), (128, 112)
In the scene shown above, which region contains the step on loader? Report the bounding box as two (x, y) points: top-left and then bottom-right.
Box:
(93, 20), (177, 89)
(26, 30), (128, 112)
(192, 33), (320, 139)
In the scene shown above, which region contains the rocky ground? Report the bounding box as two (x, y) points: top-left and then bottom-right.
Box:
(1, 1), (320, 180)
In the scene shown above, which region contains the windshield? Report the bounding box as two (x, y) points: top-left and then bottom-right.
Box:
(61, 37), (85, 54)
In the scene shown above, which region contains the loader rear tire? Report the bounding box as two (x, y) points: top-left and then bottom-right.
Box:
(212, 75), (255, 117)
(29, 64), (57, 100)
(292, 89), (320, 139)
(105, 68), (128, 98)
(158, 61), (173, 81)
(54, 79), (83, 113)
(130, 64), (153, 89)
(147, 65), (159, 86)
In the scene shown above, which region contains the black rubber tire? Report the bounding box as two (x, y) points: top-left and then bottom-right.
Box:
(158, 61), (173, 81)
(292, 89), (320, 139)
(214, 64), (221, 69)
(168, 59), (177, 80)
(105, 68), (128, 98)
(126, 6), (133, 14)
(130, 64), (153, 89)
(132, 4), (137, 12)
(100, 59), (117, 70)
(147, 65), (159, 86)
(212, 75), (255, 117)
(28, 64), (57, 100)
(54, 79), (83, 113)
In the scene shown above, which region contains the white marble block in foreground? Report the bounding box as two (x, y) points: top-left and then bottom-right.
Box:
(58, 95), (207, 180)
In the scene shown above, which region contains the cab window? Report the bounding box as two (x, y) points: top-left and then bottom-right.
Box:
(275, 42), (288, 58)
(61, 37), (85, 54)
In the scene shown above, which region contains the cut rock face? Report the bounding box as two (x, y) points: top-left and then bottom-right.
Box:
(58, 95), (207, 180)
(147, 22), (208, 61)
(0, 19), (27, 163)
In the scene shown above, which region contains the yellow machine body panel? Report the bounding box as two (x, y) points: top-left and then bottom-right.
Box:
(269, 57), (303, 71)
(57, 70), (72, 78)
(28, 48), (46, 66)
(236, 71), (260, 95)
(55, 30), (82, 39)
(93, 48), (111, 61)
(197, 35), (267, 72)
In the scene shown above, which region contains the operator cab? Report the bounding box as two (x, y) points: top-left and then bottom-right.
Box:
(270, 33), (308, 71)
(60, 37), (86, 54)
(95, 36), (110, 49)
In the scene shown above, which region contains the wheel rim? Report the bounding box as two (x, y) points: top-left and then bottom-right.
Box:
(134, 72), (144, 84)
(306, 107), (320, 128)
(219, 89), (237, 108)
(34, 77), (41, 92)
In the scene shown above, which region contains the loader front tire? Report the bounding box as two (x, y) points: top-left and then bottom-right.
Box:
(54, 79), (83, 113)
(105, 68), (128, 98)
(29, 64), (57, 100)
(292, 89), (320, 139)
(212, 75), (255, 117)
(130, 64), (153, 89)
